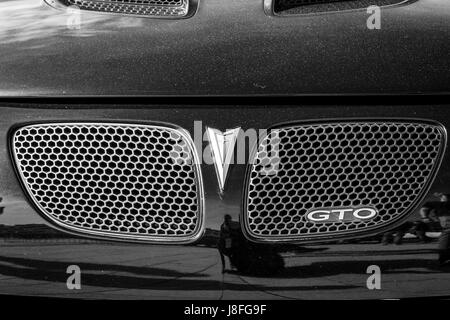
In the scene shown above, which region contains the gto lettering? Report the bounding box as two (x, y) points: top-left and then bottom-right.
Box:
(307, 207), (378, 223)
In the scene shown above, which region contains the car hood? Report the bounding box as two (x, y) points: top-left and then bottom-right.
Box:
(0, 0), (450, 97)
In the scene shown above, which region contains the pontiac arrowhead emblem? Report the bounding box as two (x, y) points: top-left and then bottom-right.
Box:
(206, 127), (240, 192)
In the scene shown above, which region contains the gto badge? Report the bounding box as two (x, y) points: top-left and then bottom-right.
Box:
(306, 207), (378, 223)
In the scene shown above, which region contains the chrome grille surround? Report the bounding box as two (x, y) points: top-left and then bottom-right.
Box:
(244, 120), (446, 242)
(11, 123), (204, 243)
(54, 0), (189, 17)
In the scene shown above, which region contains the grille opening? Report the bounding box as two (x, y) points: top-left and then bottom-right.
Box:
(245, 121), (445, 242)
(274, 0), (408, 15)
(56, 0), (189, 17)
(12, 123), (203, 243)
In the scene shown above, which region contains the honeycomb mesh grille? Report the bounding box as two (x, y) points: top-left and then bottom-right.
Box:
(61, 0), (188, 17)
(245, 121), (445, 240)
(12, 123), (203, 242)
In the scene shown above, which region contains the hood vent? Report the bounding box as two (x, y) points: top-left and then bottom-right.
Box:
(47, 0), (196, 18)
(267, 0), (409, 15)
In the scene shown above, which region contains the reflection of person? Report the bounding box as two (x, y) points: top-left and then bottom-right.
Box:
(412, 205), (438, 243)
(217, 214), (285, 275)
(434, 194), (450, 266)
(381, 222), (412, 245)
(382, 202), (440, 245)
(217, 214), (240, 273)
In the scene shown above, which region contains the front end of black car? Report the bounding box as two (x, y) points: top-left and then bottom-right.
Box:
(0, 0), (450, 302)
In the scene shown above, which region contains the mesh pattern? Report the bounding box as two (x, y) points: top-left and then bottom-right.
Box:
(245, 122), (445, 240)
(12, 123), (202, 241)
(274, 0), (405, 14)
(63, 0), (188, 17)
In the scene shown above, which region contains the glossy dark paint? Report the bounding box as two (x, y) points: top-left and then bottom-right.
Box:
(0, 101), (450, 299)
(1, 0), (450, 300)
(0, 0), (450, 96)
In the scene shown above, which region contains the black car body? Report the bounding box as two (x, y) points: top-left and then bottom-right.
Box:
(0, 0), (450, 299)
